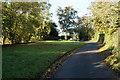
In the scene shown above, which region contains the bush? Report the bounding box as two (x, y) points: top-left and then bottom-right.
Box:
(43, 36), (59, 40)
(60, 36), (65, 40)
(67, 36), (72, 40)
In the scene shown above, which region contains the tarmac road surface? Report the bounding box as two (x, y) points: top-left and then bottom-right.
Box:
(51, 42), (119, 79)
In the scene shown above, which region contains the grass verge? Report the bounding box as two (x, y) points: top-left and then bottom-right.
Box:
(3, 41), (86, 78)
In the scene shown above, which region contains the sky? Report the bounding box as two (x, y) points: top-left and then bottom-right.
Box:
(49, 0), (92, 25)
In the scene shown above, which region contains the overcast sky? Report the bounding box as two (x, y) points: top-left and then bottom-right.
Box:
(49, 0), (92, 24)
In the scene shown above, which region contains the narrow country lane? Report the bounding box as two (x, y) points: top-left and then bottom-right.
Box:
(51, 42), (119, 79)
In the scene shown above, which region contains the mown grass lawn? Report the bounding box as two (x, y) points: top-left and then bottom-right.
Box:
(3, 41), (86, 78)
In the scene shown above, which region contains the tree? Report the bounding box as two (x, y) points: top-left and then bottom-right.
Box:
(43, 21), (59, 40)
(74, 16), (94, 41)
(89, 2), (119, 34)
(2, 1), (51, 44)
(2, 2), (18, 44)
(57, 6), (78, 35)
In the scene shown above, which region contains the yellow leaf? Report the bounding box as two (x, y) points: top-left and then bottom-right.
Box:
(48, 68), (51, 72)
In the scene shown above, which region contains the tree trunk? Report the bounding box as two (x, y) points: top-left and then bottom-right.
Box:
(11, 40), (14, 44)
(3, 36), (6, 45)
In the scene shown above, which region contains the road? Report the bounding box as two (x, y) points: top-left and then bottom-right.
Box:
(51, 42), (119, 79)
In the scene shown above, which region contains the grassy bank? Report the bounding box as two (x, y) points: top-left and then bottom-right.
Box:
(97, 32), (120, 73)
(3, 41), (85, 78)
(98, 44), (120, 73)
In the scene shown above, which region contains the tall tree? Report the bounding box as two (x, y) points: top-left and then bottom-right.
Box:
(89, 2), (119, 34)
(57, 6), (78, 34)
(2, 1), (51, 44)
(43, 21), (59, 40)
(74, 16), (94, 41)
